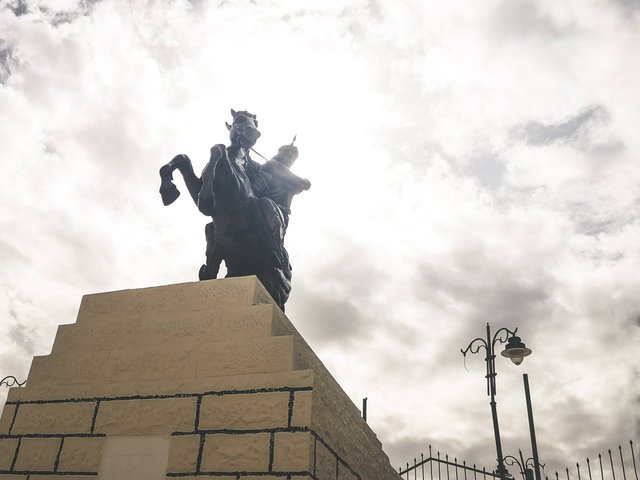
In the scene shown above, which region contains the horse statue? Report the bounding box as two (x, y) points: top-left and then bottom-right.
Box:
(158, 109), (311, 310)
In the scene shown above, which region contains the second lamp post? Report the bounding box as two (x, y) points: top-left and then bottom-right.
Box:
(461, 323), (532, 480)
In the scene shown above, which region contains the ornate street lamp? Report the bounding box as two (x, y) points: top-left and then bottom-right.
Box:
(501, 336), (532, 366)
(461, 324), (532, 480)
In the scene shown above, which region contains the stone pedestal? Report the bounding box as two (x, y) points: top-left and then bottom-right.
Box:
(0, 276), (400, 480)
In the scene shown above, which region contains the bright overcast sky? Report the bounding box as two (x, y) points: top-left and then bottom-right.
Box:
(1, 0), (639, 475)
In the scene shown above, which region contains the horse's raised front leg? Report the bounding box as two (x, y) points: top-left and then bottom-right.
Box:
(197, 145), (226, 216)
(159, 154), (202, 206)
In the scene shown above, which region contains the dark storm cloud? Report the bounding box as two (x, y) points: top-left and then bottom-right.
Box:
(290, 287), (370, 344)
(6, 0), (27, 16)
(416, 253), (553, 327)
(49, 11), (79, 26)
(19, 0), (104, 25)
(512, 106), (608, 147)
(289, 243), (387, 345)
(0, 46), (12, 84)
(409, 245), (555, 373)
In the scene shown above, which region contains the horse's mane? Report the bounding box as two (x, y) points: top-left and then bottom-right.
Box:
(232, 110), (258, 127)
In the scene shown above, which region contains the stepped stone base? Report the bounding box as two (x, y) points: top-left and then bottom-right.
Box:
(0, 276), (400, 480)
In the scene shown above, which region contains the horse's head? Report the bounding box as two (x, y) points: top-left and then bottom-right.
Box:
(226, 109), (261, 148)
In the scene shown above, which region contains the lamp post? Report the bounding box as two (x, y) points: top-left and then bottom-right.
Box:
(461, 324), (532, 480)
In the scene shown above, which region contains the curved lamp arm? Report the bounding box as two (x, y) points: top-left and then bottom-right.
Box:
(492, 327), (518, 351)
(461, 337), (488, 357)
(0, 376), (26, 388)
(504, 454), (525, 473)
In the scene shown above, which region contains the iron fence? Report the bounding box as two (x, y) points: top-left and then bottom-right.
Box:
(399, 445), (499, 480)
(543, 441), (638, 480)
(399, 441), (638, 480)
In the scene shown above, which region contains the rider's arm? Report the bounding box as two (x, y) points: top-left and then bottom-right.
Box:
(263, 161), (311, 193)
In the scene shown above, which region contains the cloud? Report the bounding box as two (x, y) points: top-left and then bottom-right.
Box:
(512, 106), (609, 147)
(0, 46), (11, 84)
(489, 0), (579, 41)
(6, 0), (27, 17)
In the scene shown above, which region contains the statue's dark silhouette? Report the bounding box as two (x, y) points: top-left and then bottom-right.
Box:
(159, 110), (310, 310)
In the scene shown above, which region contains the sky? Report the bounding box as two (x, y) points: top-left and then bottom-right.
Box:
(0, 0), (639, 476)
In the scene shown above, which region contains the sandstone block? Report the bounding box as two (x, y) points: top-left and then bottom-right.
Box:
(29, 336), (296, 390)
(14, 437), (60, 472)
(76, 277), (271, 324)
(57, 436), (105, 472)
(26, 353), (109, 387)
(0, 439), (18, 470)
(167, 434), (200, 473)
(98, 436), (170, 480)
(338, 463), (359, 480)
(0, 475), (27, 479)
(11, 402), (95, 435)
(291, 390), (312, 427)
(199, 391), (289, 430)
(8, 370), (314, 404)
(200, 433), (269, 472)
(0, 405), (15, 434)
(314, 439), (337, 480)
(52, 304), (277, 354)
(273, 431), (312, 472)
(106, 347), (199, 383)
(195, 336), (295, 378)
(94, 397), (196, 435)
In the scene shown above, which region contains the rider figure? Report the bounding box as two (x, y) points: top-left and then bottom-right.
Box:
(259, 144), (311, 232)
(198, 112), (310, 286)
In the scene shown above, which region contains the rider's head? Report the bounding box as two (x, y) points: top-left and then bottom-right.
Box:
(226, 109), (261, 148)
(271, 145), (298, 168)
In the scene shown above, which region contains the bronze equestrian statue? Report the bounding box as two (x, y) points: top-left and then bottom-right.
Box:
(158, 110), (311, 310)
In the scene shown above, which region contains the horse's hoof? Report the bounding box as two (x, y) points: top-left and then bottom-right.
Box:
(160, 181), (180, 205)
(199, 264), (217, 280)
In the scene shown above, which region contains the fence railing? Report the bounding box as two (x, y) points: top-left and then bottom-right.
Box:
(399, 441), (638, 480)
(544, 441), (638, 480)
(399, 445), (499, 480)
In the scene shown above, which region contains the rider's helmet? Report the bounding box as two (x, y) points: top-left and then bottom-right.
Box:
(272, 145), (298, 168)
